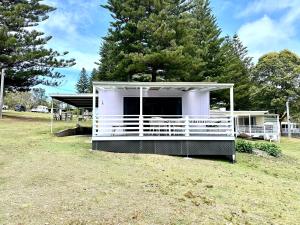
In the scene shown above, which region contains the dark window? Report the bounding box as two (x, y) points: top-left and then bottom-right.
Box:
(123, 97), (182, 116)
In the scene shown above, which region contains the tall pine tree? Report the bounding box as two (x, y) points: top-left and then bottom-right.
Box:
(215, 34), (253, 110)
(0, 0), (75, 91)
(188, 0), (224, 81)
(76, 68), (89, 93)
(88, 68), (98, 92)
(189, 1), (253, 110)
(97, 0), (254, 110)
(96, 39), (119, 81)
(99, 0), (193, 82)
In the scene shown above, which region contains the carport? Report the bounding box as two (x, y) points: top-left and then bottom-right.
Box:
(49, 93), (93, 134)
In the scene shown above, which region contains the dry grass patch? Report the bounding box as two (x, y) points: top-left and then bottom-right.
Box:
(0, 112), (300, 224)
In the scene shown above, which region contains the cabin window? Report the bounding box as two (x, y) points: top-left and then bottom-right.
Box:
(238, 116), (256, 125)
(123, 97), (182, 116)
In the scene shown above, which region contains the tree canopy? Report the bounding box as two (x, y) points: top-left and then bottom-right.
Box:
(250, 50), (300, 120)
(97, 0), (193, 82)
(0, 0), (75, 91)
(32, 87), (47, 106)
(212, 34), (253, 110)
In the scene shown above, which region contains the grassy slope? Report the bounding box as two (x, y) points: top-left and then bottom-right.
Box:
(0, 112), (299, 225)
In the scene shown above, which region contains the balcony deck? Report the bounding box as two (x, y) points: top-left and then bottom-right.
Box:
(92, 114), (234, 141)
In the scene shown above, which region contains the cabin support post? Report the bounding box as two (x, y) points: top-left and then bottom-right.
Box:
(0, 68), (6, 119)
(92, 85), (96, 137)
(230, 87), (234, 137)
(277, 114), (281, 143)
(234, 116), (238, 137)
(76, 107), (80, 127)
(248, 114), (252, 136)
(139, 87), (143, 137)
(236, 115), (240, 137)
(50, 98), (54, 133)
(286, 100), (291, 138)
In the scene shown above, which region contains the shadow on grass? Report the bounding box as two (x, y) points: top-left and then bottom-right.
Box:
(3, 114), (50, 122)
(173, 155), (233, 163)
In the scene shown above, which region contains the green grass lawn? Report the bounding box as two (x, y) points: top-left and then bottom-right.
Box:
(0, 112), (299, 225)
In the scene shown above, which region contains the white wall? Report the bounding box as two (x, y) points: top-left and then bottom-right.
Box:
(98, 90), (123, 116)
(97, 89), (210, 116)
(182, 91), (210, 116)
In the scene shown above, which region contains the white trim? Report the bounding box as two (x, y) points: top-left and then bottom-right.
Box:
(211, 110), (275, 117)
(50, 98), (54, 133)
(93, 81), (234, 91)
(230, 87), (234, 136)
(139, 87), (143, 137)
(277, 115), (281, 143)
(92, 136), (235, 141)
(50, 93), (93, 98)
(92, 86), (96, 137)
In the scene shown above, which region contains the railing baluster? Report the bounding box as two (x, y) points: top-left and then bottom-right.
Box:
(139, 115), (143, 137)
(185, 116), (190, 137)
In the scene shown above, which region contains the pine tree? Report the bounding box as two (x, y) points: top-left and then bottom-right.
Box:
(98, 0), (254, 111)
(76, 68), (89, 93)
(88, 68), (98, 92)
(215, 34), (253, 110)
(100, 0), (193, 82)
(96, 39), (119, 81)
(189, 2), (253, 110)
(0, 0), (75, 91)
(188, 0), (225, 81)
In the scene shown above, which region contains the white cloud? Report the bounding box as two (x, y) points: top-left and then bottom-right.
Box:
(237, 1), (300, 61)
(38, 0), (102, 72)
(238, 16), (291, 59)
(68, 51), (99, 71)
(238, 0), (300, 17)
(40, 11), (77, 36)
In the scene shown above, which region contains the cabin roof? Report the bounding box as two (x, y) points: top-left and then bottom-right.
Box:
(50, 93), (93, 108)
(50, 82), (234, 108)
(93, 81), (234, 91)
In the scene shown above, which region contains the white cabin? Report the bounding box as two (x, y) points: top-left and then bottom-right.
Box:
(211, 110), (280, 141)
(92, 82), (236, 161)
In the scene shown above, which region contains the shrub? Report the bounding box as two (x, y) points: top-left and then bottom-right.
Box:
(235, 140), (253, 153)
(255, 143), (282, 157)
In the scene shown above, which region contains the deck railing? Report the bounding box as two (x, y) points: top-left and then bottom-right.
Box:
(281, 128), (300, 134)
(93, 115), (234, 137)
(237, 125), (277, 134)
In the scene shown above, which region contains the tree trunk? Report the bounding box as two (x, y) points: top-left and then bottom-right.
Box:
(151, 69), (157, 82)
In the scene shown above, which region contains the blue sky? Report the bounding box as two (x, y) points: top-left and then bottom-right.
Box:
(39, 0), (300, 95)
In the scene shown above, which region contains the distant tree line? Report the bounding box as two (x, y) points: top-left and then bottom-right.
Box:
(4, 87), (48, 110)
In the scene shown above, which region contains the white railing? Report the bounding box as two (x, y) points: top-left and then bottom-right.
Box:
(93, 115), (234, 137)
(282, 128), (300, 134)
(237, 125), (277, 134)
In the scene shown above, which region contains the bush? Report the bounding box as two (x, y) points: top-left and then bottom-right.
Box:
(255, 143), (282, 157)
(235, 140), (282, 157)
(235, 140), (253, 153)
